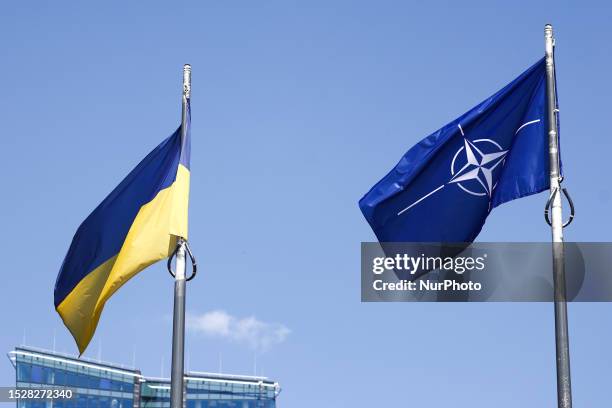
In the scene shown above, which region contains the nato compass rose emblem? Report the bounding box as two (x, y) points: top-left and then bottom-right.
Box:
(449, 124), (507, 198)
(397, 120), (540, 217)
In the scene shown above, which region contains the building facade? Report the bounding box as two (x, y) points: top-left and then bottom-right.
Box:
(8, 347), (279, 408)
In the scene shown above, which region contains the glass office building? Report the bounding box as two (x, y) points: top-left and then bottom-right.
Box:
(8, 347), (279, 408)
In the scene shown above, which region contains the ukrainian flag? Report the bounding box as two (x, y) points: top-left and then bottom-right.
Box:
(54, 104), (191, 354)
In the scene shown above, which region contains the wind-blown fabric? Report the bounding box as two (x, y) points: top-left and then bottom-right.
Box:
(55, 104), (191, 354)
(359, 59), (555, 243)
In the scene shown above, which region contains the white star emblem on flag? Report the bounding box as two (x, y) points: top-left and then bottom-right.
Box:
(449, 138), (508, 197)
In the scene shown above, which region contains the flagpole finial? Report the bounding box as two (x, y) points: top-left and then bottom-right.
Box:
(545, 24), (553, 38)
(183, 64), (191, 99)
(544, 25), (555, 57)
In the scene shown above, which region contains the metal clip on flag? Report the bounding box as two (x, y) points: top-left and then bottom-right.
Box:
(167, 237), (198, 281)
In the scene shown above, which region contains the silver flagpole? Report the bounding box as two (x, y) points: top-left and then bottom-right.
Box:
(544, 24), (572, 408)
(170, 64), (191, 408)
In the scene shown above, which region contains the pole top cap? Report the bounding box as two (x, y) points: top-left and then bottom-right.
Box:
(544, 24), (554, 36)
(183, 64), (191, 98)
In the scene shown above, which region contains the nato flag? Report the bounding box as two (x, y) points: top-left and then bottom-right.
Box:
(359, 59), (555, 242)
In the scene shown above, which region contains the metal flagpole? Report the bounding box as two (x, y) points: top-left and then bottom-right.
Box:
(544, 24), (573, 408)
(170, 64), (191, 408)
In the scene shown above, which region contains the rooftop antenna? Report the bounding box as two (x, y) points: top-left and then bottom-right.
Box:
(253, 353), (257, 376)
(132, 346), (137, 369)
(218, 352), (223, 373)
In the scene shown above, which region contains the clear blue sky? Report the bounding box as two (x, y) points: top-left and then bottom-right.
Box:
(1, 1), (611, 407)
